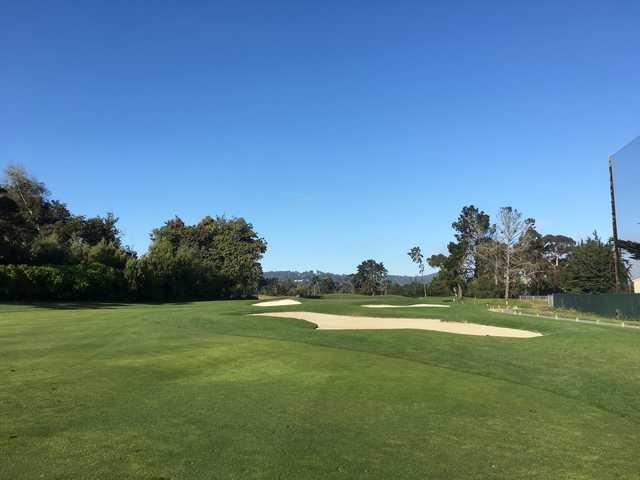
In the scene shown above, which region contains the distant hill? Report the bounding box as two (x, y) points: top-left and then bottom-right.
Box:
(389, 273), (436, 285)
(264, 270), (435, 286)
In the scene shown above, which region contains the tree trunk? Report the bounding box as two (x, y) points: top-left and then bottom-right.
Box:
(504, 249), (511, 303)
(16, 185), (40, 232)
(494, 244), (500, 286)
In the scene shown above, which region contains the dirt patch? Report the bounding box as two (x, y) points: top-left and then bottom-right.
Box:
(252, 299), (301, 307)
(251, 311), (541, 338)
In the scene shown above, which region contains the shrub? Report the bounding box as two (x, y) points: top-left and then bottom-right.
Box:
(0, 264), (126, 301)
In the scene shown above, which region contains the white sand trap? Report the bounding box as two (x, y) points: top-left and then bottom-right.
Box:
(252, 299), (301, 307)
(251, 311), (541, 338)
(362, 304), (450, 309)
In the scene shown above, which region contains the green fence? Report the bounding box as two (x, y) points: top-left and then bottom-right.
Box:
(551, 293), (640, 320)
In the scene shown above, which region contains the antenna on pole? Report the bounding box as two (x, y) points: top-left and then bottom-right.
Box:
(609, 155), (621, 292)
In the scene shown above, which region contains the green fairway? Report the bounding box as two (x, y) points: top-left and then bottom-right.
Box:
(2, 295), (640, 479)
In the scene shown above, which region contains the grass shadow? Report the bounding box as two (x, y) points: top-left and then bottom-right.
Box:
(23, 299), (219, 310)
(29, 302), (134, 310)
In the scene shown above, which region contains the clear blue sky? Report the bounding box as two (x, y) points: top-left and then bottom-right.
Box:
(2, 1), (639, 275)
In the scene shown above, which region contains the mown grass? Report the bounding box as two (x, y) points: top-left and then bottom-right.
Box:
(1, 295), (639, 479)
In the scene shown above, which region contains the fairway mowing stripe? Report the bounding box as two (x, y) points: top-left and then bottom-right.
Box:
(6, 307), (634, 425)
(179, 329), (637, 424)
(362, 304), (450, 309)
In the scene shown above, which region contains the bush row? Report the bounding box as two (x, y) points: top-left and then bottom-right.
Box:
(0, 262), (242, 302)
(0, 264), (127, 301)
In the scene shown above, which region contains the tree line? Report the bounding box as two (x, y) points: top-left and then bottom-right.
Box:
(3, 167), (631, 302)
(260, 259), (408, 297)
(409, 205), (631, 299)
(0, 166), (266, 301)
(261, 203), (632, 300)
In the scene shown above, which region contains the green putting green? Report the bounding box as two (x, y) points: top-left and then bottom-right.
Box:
(2, 295), (639, 479)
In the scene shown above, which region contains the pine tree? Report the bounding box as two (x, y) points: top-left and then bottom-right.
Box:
(564, 234), (616, 294)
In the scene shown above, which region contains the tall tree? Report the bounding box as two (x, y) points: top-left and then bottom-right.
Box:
(475, 228), (503, 289)
(426, 206), (491, 300)
(310, 275), (321, 297)
(518, 223), (547, 294)
(428, 242), (467, 299)
(407, 246), (427, 297)
(353, 259), (388, 296)
(564, 233), (619, 294)
(1, 166), (128, 265)
(0, 186), (32, 263)
(78, 213), (121, 246)
(452, 205), (492, 280)
(3, 165), (49, 231)
(147, 215), (267, 297)
(192, 216), (267, 296)
(320, 276), (337, 294)
(497, 207), (531, 301)
(543, 235), (576, 269)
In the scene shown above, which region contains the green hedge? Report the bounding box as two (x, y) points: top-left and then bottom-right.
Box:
(0, 264), (127, 301)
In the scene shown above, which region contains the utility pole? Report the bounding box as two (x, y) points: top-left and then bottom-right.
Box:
(609, 155), (621, 292)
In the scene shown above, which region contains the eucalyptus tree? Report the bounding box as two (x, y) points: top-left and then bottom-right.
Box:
(3, 165), (48, 231)
(542, 235), (576, 269)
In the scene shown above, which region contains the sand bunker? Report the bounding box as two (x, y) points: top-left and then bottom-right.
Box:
(252, 299), (302, 307)
(251, 311), (541, 338)
(362, 304), (450, 309)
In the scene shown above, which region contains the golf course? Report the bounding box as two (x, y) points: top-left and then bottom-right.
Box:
(2, 295), (640, 479)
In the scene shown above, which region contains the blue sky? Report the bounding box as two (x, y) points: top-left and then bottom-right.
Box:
(2, 1), (639, 275)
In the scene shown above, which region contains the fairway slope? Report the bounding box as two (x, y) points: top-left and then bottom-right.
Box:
(362, 303), (450, 308)
(251, 311), (542, 338)
(6, 296), (640, 479)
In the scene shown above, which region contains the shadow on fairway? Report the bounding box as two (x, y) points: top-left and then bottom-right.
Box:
(28, 301), (194, 310)
(30, 302), (134, 310)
